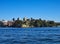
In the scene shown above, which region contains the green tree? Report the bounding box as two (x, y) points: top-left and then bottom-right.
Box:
(12, 18), (15, 21)
(12, 18), (22, 27)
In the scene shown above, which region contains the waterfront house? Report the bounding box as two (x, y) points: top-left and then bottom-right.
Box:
(7, 21), (14, 26)
(2, 20), (8, 26)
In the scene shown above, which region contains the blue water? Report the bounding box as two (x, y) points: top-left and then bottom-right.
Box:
(0, 27), (60, 44)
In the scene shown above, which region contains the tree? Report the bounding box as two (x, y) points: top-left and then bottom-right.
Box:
(0, 21), (4, 27)
(47, 21), (55, 27)
(12, 18), (22, 27)
(12, 18), (15, 21)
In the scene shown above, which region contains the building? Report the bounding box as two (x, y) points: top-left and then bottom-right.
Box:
(22, 24), (29, 27)
(7, 21), (14, 26)
(2, 20), (8, 26)
(2, 20), (14, 26)
(22, 20), (30, 27)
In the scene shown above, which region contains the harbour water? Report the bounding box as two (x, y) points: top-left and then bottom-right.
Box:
(0, 27), (60, 44)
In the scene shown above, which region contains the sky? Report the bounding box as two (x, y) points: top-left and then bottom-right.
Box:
(0, 0), (60, 22)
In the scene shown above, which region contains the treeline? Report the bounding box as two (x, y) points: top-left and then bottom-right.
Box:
(0, 17), (60, 27)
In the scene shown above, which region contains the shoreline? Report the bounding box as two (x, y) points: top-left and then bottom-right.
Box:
(0, 25), (58, 28)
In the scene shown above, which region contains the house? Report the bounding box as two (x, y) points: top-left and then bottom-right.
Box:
(22, 24), (29, 27)
(2, 20), (14, 27)
(2, 20), (8, 26)
(7, 21), (14, 26)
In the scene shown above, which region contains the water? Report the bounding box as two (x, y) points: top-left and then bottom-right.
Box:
(0, 27), (60, 44)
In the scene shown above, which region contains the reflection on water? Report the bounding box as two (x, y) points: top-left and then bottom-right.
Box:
(0, 27), (60, 44)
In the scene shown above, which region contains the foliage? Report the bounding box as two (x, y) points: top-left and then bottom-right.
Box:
(0, 17), (60, 27)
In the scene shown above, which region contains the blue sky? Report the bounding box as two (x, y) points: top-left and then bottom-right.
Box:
(0, 0), (60, 22)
